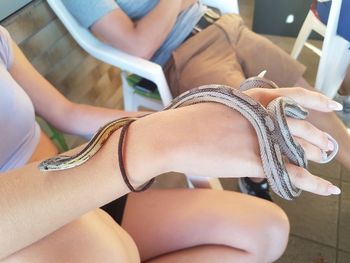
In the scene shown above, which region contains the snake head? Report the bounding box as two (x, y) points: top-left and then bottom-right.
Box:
(38, 155), (72, 171)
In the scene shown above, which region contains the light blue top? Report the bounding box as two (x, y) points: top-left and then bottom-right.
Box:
(0, 26), (40, 172)
(62, 0), (206, 66)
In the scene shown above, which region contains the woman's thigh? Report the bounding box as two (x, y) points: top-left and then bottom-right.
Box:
(122, 188), (290, 262)
(3, 209), (139, 263)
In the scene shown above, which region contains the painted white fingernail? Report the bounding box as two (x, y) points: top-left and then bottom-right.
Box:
(328, 139), (334, 151)
(328, 185), (341, 195)
(319, 133), (339, 164)
(258, 70), (267, 78)
(321, 150), (328, 162)
(328, 100), (343, 111)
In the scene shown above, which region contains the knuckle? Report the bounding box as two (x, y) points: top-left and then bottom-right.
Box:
(301, 121), (312, 132)
(288, 165), (305, 182)
(297, 87), (306, 94)
(315, 180), (329, 194)
(318, 149), (325, 162)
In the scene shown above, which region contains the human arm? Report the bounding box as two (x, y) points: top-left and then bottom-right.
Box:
(0, 87), (341, 260)
(90, 0), (197, 59)
(9, 40), (145, 138)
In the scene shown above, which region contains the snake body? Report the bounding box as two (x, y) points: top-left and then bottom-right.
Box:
(38, 76), (338, 200)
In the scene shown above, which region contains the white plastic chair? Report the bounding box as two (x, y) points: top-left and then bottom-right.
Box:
(47, 0), (239, 189)
(46, 0), (238, 111)
(291, 0), (350, 98)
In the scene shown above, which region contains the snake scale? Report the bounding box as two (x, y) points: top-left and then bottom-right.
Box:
(38, 74), (338, 200)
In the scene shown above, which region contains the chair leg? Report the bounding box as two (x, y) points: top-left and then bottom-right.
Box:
(291, 11), (318, 59)
(315, 37), (350, 98)
(186, 175), (224, 190)
(121, 73), (139, 111)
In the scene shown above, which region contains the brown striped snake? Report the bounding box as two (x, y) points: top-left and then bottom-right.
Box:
(38, 73), (338, 200)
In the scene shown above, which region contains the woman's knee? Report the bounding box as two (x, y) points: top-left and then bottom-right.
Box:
(247, 201), (290, 263)
(64, 211), (140, 263)
(4, 210), (140, 263)
(211, 193), (290, 262)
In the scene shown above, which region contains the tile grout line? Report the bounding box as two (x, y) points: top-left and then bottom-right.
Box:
(335, 170), (344, 262)
(290, 233), (338, 251)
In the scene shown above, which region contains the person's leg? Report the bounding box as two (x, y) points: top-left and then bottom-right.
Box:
(2, 209), (140, 263)
(122, 188), (290, 263)
(164, 14), (247, 97)
(145, 245), (253, 263)
(337, 64), (350, 96)
(337, 64), (350, 113)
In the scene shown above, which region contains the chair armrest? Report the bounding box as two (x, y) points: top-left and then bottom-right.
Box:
(85, 39), (173, 105)
(202, 0), (239, 14)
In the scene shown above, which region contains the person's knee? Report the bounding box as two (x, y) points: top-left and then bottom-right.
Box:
(4, 211), (140, 263)
(251, 202), (290, 263)
(218, 197), (289, 263)
(207, 192), (289, 262)
(66, 211), (140, 263)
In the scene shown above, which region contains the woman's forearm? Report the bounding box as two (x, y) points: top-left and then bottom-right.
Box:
(92, 0), (184, 59)
(0, 126), (165, 260)
(57, 102), (149, 139)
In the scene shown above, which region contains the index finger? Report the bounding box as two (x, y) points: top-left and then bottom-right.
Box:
(271, 87), (343, 112)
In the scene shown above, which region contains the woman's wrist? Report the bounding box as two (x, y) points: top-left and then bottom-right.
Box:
(123, 114), (173, 186)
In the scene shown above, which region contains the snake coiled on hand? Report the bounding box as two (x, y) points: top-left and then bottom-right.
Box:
(38, 75), (338, 200)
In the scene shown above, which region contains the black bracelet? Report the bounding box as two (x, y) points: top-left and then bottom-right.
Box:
(118, 120), (155, 192)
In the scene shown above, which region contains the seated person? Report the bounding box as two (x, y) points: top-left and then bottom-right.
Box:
(0, 25), (342, 262)
(62, 0), (350, 200)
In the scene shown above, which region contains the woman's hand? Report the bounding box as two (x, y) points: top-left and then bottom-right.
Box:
(127, 87), (341, 197)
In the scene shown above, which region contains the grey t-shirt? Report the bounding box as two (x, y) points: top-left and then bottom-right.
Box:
(62, 0), (206, 66)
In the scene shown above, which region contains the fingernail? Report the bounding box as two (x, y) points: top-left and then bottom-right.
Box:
(329, 185), (341, 195)
(328, 139), (334, 151)
(328, 100), (343, 111)
(321, 150), (328, 162)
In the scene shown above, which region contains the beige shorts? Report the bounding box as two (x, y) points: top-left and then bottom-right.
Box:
(165, 14), (306, 97)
